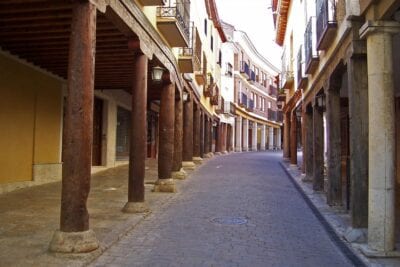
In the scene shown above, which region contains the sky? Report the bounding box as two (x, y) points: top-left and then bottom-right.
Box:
(215, 0), (282, 69)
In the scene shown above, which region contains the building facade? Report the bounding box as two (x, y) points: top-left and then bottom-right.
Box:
(273, 0), (400, 256)
(229, 27), (282, 152)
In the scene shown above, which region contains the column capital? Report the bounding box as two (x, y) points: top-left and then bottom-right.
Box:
(360, 20), (400, 39)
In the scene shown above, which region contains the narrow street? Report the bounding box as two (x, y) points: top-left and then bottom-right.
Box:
(91, 152), (354, 267)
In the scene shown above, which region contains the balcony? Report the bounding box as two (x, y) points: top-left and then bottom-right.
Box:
(195, 68), (206, 85)
(240, 61), (250, 79)
(268, 108), (277, 121)
(249, 70), (256, 83)
(157, 3), (190, 47)
(281, 70), (294, 89)
(210, 95), (219, 106)
(139, 0), (166, 6)
(305, 17), (319, 74)
(269, 85), (278, 98)
(204, 73), (214, 97)
(225, 63), (233, 77)
(277, 111), (283, 122)
(215, 96), (224, 113)
(297, 45), (308, 89)
(247, 99), (254, 112)
(223, 101), (236, 115)
(316, 0), (337, 50)
(178, 22), (194, 73)
(239, 92), (248, 108)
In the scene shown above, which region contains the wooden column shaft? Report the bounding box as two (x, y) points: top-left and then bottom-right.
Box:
(158, 83), (175, 179)
(60, 1), (96, 232)
(193, 104), (201, 157)
(172, 97), (183, 172)
(326, 84), (342, 206)
(313, 106), (324, 191)
(290, 112), (297, 165)
(182, 97), (193, 161)
(128, 53), (148, 202)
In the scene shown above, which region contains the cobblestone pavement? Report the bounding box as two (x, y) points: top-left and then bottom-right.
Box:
(90, 152), (354, 267)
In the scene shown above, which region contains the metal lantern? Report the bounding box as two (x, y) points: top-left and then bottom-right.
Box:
(151, 66), (165, 82)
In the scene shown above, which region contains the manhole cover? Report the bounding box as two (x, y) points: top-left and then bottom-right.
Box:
(212, 216), (248, 225)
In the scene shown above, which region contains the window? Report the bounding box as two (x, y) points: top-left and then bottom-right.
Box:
(268, 101), (272, 109)
(204, 19), (207, 35)
(217, 50), (222, 66)
(210, 35), (214, 51)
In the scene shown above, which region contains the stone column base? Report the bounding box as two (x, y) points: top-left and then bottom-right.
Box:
(203, 153), (213, 158)
(153, 178), (176, 193)
(49, 229), (99, 253)
(251, 147), (257, 151)
(344, 228), (367, 244)
(260, 147), (266, 151)
(360, 244), (400, 258)
(182, 161), (196, 170)
(122, 202), (150, 213)
(222, 151), (228, 154)
(172, 168), (187, 180)
(234, 147), (242, 152)
(193, 157), (203, 164)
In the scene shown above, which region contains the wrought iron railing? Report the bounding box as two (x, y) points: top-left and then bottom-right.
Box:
(240, 92), (248, 107)
(240, 61), (250, 77)
(277, 111), (283, 122)
(179, 22), (194, 57)
(248, 99), (254, 111)
(269, 85), (278, 97)
(305, 16), (318, 73)
(268, 108), (277, 121)
(316, 0), (336, 48)
(157, 2), (190, 44)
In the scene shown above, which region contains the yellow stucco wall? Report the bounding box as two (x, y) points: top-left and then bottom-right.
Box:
(0, 53), (62, 183)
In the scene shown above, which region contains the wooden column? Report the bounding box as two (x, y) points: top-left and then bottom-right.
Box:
(122, 51), (149, 213)
(326, 76), (342, 206)
(204, 117), (210, 155)
(193, 103), (201, 159)
(200, 111), (205, 157)
(283, 112), (291, 158)
(154, 82), (176, 192)
(209, 120), (213, 153)
(182, 95), (193, 162)
(50, 1), (98, 253)
(171, 96), (185, 179)
(304, 106), (313, 180)
(313, 102), (324, 191)
(346, 48), (369, 228)
(290, 112), (297, 165)
(215, 122), (222, 153)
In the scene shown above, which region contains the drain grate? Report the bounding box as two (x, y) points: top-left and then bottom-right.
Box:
(211, 216), (248, 225)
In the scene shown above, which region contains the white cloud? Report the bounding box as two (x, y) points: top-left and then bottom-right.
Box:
(215, 0), (282, 68)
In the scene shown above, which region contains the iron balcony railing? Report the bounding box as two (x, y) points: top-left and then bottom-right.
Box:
(249, 70), (256, 82)
(240, 92), (248, 107)
(297, 45), (307, 88)
(157, 2), (190, 44)
(268, 108), (277, 121)
(179, 22), (194, 57)
(316, 0), (337, 49)
(277, 111), (283, 122)
(269, 85), (278, 97)
(223, 101), (235, 114)
(248, 99), (254, 111)
(305, 16), (319, 73)
(240, 61), (250, 78)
